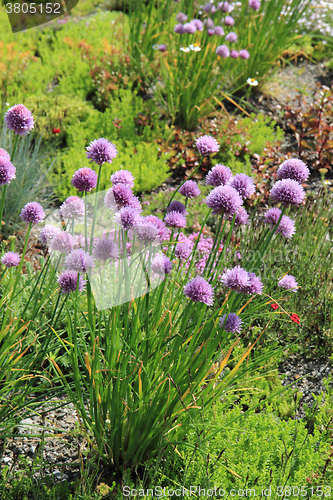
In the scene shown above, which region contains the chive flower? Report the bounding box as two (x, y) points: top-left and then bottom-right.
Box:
(93, 238), (119, 261)
(0, 149), (10, 160)
(230, 50), (239, 58)
(270, 179), (305, 206)
(219, 313), (242, 333)
(144, 215), (170, 241)
(224, 16), (235, 25)
(183, 22), (197, 33)
(196, 135), (220, 156)
(57, 271), (86, 294)
(5, 104), (34, 136)
(239, 49), (250, 59)
(249, 0), (261, 9)
(179, 180), (201, 199)
(114, 206), (142, 230)
(216, 45), (230, 57)
(110, 169), (135, 188)
(175, 242), (191, 261)
(65, 249), (95, 273)
(184, 276), (214, 306)
(59, 196), (85, 219)
(164, 211), (187, 229)
(276, 159), (310, 184)
(225, 32), (238, 42)
(151, 253), (173, 275)
(174, 23), (186, 34)
(214, 26), (225, 36)
(86, 138), (117, 166)
(205, 185), (243, 216)
(278, 274), (298, 292)
(175, 12), (188, 23)
(40, 224), (62, 245)
(166, 200), (188, 215)
(71, 167), (98, 192)
(206, 164), (232, 187)
(221, 265), (249, 293)
(229, 173), (255, 199)
(20, 202), (45, 225)
(1, 251), (20, 268)
(50, 231), (74, 254)
(0, 157), (16, 185)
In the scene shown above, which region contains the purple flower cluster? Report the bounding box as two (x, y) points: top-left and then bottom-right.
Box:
(59, 196), (85, 219)
(229, 174), (255, 199)
(106, 184), (142, 212)
(93, 238), (119, 261)
(179, 180), (201, 199)
(115, 207), (142, 230)
(71, 167), (98, 192)
(177, 232), (217, 274)
(151, 253), (173, 276)
(1, 251), (20, 268)
(0, 149), (10, 160)
(40, 224), (62, 246)
(278, 274), (298, 291)
(219, 312), (242, 333)
(20, 202), (45, 225)
(184, 276), (214, 306)
(65, 249), (95, 273)
(50, 231), (74, 254)
(206, 164), (232, 187)
(166, 200), (188, 216)
(270, 179), (305, 206)
(110, 169), (135, 188)
(58, 271), (87, 294)
(175, 242), (192, 261)
(86, 138), (117, 166)
(205, 185), (242, 216)
(5, 104), (34, 136)
(221, 266), (263, 294)
(196, 135), (219, 156)
(264, 208), (296, 239)
(276, 159), (310, 184)
(0, 157), (16, 186)
(164, 211), (187, 230)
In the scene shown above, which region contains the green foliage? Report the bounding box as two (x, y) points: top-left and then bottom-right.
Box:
(158, 397), (331, 491)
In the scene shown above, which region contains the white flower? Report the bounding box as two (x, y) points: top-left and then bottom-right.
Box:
(247, 78), (258, 86)
(189, 44), (201, 51)
(180, 47), (191, 52)
(152, 44), (159, 50)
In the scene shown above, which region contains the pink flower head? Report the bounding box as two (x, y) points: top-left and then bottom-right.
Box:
(158, 44), (167, 52)
(276, 159), (310, 184)
(184, 276), (214, 306)
(208, 29), (214, 36)
(5, 104), (34, 136)
(219, 313), (242, 333)
(71, 167), (98, 192)
(203, 2), (215, 12)
(205, 18), (215, 29)
(216, 45), (230, 57)
(0, 149), (10, 161)
(196, 135), (220, 156)
(164, 211), (187, 229)
(20, 202), (45, 225)
(230, 50), (239, 58)
(224, 15), (235, 26)
(50, 231), (74, 254)
(166, 200), (188, 215)
(221, 265), (249, 293)
(179, 180), (201, 199)
(86, 137), (117, 165)
(278, 274), (298, 292)
(206, 164), (232, 187)
(214, 26), (225, 36)
(144, 215), (169, 240)
(174, 23), (186, 34)
(110, 169), (135, 188)
(239, 49), (250, 59)
(183, 22), (197, 33)
(114, 206), (142, 229)
(228, 206), (250, 226)
(65, 249), (95, 273)
(58, 271), (86, 294)
(40, 224), (62, 245)
(93, 238), (119, 261)
(225, 31), (238, 42)
(242, 272), (263, 295)
(249, 0), (261, 9)
(151, 253), (173, 275)
(229, 173), (255, 199)
(1, 251), (20, 268)
(218, 1), (233, 12)
(175, 242), (191, 261)
(59, 196), (85, 219)
(191, 19), (204, 31)
(270, 179), (305, 206)
(134, 220), (159, 243)
(176, 12), (188, 23)
(205, 185), (243, 216)
(0, 157), (16, 185)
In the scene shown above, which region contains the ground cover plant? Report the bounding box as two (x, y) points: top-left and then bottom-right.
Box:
(1, 0), (333, 496)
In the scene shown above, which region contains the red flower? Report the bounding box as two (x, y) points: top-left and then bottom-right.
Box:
(52, 128), (60, 134)
(270, 303), (278, 310)
(291, 313), (300, 324)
